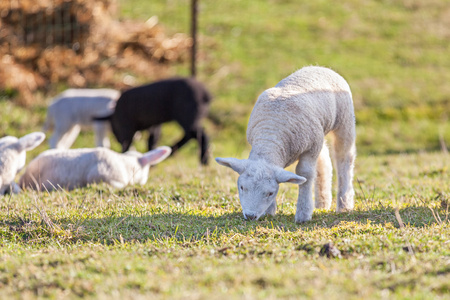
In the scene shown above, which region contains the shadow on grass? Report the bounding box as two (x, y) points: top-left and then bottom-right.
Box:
(3, 203), (445, 245)
(68, 204), (444, 244)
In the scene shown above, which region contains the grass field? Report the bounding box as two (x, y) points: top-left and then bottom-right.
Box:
(0, 152), (449, 299)
(1, 0), (450, 298)
(120, 0), (450, 155)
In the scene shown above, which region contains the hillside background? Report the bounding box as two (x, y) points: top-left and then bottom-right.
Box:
(0, 1), (449, 298)
(122, 0), (450, 157)
(1, 0), (449, 158)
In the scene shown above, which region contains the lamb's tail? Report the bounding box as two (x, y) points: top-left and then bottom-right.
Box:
(92, 114), (113, 122)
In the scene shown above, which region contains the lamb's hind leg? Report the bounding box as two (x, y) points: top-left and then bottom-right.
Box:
(196, 127), (209, 165)
(295, 153), (318, 223)
(170, 130), (194, 156)
(332, 126), (356, 212)
(315, 142), (333, 209)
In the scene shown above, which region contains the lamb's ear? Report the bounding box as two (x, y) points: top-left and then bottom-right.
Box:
(275, 169), (307, 185)
(17, 132), (45, 151)
(215, 157), (248, 174)
(138, 146), (172, 166)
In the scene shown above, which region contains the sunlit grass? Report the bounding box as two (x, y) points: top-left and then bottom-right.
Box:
(1, 152), (449, 298)
(0, 0), (449, 298)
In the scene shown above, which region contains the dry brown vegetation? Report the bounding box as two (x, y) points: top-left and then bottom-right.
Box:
(0, 0), (191, 105)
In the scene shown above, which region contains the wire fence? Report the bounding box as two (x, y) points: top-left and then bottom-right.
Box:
(1, 0), (195, 65)
(1, 1), (92, 49)
(0, 0), (194, 104)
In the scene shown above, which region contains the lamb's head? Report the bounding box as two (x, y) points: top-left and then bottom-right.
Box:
(0, 132), (45, 195)
(92, 114), (130, 150)
(216, 157), (306, 220)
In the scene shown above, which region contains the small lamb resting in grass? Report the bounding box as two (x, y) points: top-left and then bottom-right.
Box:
(0, 132), (45, 195)
(19, 146), (171, 191)
(44, 88), (120, 149)
(216, 66), (356, 223)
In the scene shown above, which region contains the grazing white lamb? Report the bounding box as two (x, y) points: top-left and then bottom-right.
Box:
(216, 66), (356, 223)
(19, 146), (171, 191)
(44, 88), (120, 149)
(0, 132), (46, 195)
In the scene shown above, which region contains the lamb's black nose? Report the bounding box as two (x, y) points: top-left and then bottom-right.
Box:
(245, 214), (257, 221)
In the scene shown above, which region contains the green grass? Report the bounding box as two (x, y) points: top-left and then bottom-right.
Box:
(1, 0), (450, 298)
(2, 0), (450, 154)
(1, 152), (449, 298)
(120, 0), (450, 155)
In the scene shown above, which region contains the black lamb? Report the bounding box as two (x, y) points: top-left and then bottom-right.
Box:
(95, 77), (212, 165)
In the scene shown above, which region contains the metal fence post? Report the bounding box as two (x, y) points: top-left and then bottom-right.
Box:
(190, 0), (198, 77)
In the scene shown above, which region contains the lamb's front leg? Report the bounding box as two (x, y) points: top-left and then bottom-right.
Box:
(93, 121), (111, 148)
(147, 125), (162, 150)
(57, 125), (81, 149)
(294, 155), (317, 223)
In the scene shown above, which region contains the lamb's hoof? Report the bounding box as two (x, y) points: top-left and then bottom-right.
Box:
(315, 197), (332, 210)
(336, 204), (354, 213)
(295, 213), (312, 223)
(315, 202), (331, 210)
(200, 155), (209, 165)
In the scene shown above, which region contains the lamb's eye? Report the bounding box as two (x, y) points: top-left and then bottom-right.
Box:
(268, 192), (274, 197)
(240, 186), (244, 191)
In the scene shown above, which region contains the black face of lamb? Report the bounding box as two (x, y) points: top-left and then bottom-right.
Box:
(109, 117), (132, 152)
(109, 78), (212, 164)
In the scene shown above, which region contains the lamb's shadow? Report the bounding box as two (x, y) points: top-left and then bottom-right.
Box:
(67, 204), (442, 244)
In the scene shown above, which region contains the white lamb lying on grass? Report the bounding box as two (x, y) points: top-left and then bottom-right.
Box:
(44, 88), (120, 149)
(216, 66), (356, 223)
(19, 146), (171, 191)
(0, 132), (46, 195)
